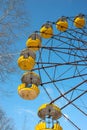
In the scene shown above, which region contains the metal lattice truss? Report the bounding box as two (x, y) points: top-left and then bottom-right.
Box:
(31, 15), (87, 130)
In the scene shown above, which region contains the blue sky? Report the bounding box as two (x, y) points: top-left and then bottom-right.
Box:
(0, 0), (87, 130)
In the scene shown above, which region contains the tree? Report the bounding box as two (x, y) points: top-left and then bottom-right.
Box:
(0, 0), (29, 81)
(0, 108), (15, 130)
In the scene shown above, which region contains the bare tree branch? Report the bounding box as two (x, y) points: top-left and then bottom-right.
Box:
(0, 0), (29, 82)
(0, 108), (15, 130)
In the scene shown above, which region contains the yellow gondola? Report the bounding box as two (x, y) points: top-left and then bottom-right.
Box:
(38, 103), (62, 120)
(18, 83), (40, 100)
(17, 48), (36, 70)
(26, 33), (42, 51)
(40, 23), (53, 38)
(53, 123), (62, 130)
(56, 17), (68, 32)
(35, 121), (46, 130)
(21, 71), (41, 86)
(35, 121), (62, 130)
(74, 14), (85, 28)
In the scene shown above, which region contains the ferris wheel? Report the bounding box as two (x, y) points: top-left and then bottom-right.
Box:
(17, 13), (87, 130)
